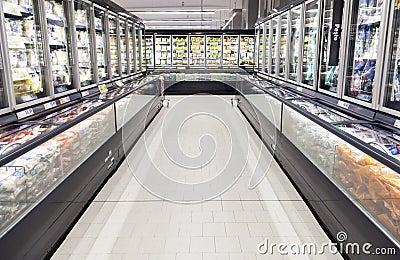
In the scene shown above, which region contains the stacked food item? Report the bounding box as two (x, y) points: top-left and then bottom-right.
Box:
(334, 144), (400, 236)
(206, 36), (222, 65)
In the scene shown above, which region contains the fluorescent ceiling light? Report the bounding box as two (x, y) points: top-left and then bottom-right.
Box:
(145, 20), (213, 23)
(222, 12), (237, 30)
(132, 11), (215, 15)
(147, 25), (211, 29)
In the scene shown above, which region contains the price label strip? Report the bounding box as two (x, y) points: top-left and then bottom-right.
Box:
(81, 90), (90, 97)
(16, 108), (34, 119)
(44, 101), (57, 110)
(59, 96), (71, 104)
(337, 100), (350, 110)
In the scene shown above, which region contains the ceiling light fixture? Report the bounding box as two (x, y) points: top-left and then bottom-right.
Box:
(222, 12), (237, 30)
(147, 25), (212, 29)
(144, 20), (213, 23)
(131, 11), (215, 15)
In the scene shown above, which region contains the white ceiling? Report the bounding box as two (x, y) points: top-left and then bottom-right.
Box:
(113, 0), (243, 30)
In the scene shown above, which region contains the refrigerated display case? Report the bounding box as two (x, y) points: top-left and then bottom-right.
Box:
(223, 35), (239, 66)
(74, 0), (95, 87)
(140, 29), (145, 71)
(128, 23), (134, 73)
(289, 6), (302, 82)
(119, 18), (128, 76)
(2, 0), (47, 104)
(278, 13), (288, 78)
(189, 35), (205, 66)
(172, 35), (188, 66)
(135, 27), (140, 70)
(344, 0), (385, 103)
(144, 35), (154, 68)
(239, 35), (254, 67)
(301, 0), (319, 87)
(94, 7), (108, 82)
(155, 35), (171, 66)
(108, 14), (119, 78)
(257, 25), (264, 71)
(270, 18), (278, 75)
(264, 21), (270, 73)
(206, 35), (222, 66)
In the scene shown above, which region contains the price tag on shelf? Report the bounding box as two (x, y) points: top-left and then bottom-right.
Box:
(81, 90), (90, 97)
(16, 108), (34, 119)
(296, 87), (303, 92)
(59, 96), (71, 104)
(115, 80), (124, 87)
(98, 84), (108, 94)
(337, 100), (350, 110)
(44, 101), (57, 110)
(394, 119), (400, 129)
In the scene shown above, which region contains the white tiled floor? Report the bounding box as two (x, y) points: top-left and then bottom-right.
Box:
(52, 96), (343, 260)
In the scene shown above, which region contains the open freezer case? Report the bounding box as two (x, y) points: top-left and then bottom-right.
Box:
(144, 35), (154, 68)
(2, 0), (48, 104)
(119, 18), (128, 77)
(128, 22), (134, 74)
(270, 18), (279, 75)
(278, 13), (288, 78)
(94, 6), (108, 83)
(189, 35), (205, 66)
(239, 35), (254, 68)
(222, 35), (239, 66)
(108, 14), (119, 78)
(155, 35), (171, 67)
(206, 35), (222, 67)
(172, 35), (188, 66)
(289, 5), (302, 82)
(74, 0), (95, 88)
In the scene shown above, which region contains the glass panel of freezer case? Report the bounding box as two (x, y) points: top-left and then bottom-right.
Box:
(344, 0), (384, 103)
(119, 19), (127, 76)
(108, 15), (119, 78)
(279, 14), (288, 77)
(206, 35), (222, 66)
(155, 35), (171, 66)
(264, 22), (270, 73)
(189, 35), (205, 66)
(144, 35), (154, 67)
(239, 35), (254, 66)
(271, 18), (278, 74)
(75, 1), (95, 87)
(289, 7), (302, 81)
(128, 24), (134, 73)
(94, 8), (108, 82)
(383, 1), (400, 111)
(301, 0), (319, 86)
(223, 35), (239, 66)
(258, 26), (263, 70)
(172, 35), (188, 66)
(3, 0), (47, 104)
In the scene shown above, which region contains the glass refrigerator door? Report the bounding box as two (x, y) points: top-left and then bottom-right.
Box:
(289, 7), (302, 81)
(223, 35), (239, 66)
(383, 1), (400, 111)
(258, 26), (263, 71)
(144, 35), (154, 67)
(128, 24), (134, 74)
(3, 0), (47, 104)
(270, 18), (278, 75)
(301, 0), (319, 87)
(155, 35), (171, 66)
(119, 19), (127, 76)
(0, 49), (7, 109)
(135, 28), (140, 68)
(344, 0), (384, 103)
(239, 35), (255, 67)
(172, 35), (188, 66)
(141, 30), (145, 71)
(94, 8), (108, 82)
(108, 15), (119, 78)
(264, 21), (270, 73)
(279, 14), (288, 78)
(74, 1), (94, 87)
(189, 35), (205, 66)
(206, 35), (222, 66)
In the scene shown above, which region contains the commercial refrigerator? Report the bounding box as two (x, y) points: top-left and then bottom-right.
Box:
(256, 25), (264, 72)
(128, 22), (135, 74)
(189, 35), (205, 66)
(144, 35), (154, 68)
(108, 13), (119, 78)
(270, 17), (279, 75)
(93, 6), (109, 83)
(206, 35), (222, 66)
(172, 35), (188, 66)
(119, 18), (128, 77)
(288, 5), (302, 82)
(264, 21), (270, 74)
(239, 35), (255, 67)
(154, 35), (171, 66)
(222, 35), (239, 66)
(135, 27), (140, 70)
(74, 0), (95, 88)
(140, 28), (145, 71)
(278, 13), (289, 78)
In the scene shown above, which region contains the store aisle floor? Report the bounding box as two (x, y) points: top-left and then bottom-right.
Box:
(53, 96), (342, 260)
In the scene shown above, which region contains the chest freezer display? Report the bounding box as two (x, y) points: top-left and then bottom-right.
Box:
(108, 15), (119, 78)
(301, 0), (319, 87)
(279, 13), (288, 77)
(239, 35), (254, 67)
(155, 35), (171, 66)
(344, 0), (384, 103)
(94, 8), (108, 82)
(119, 19), (128, 76)
(128, 24), (134, 73)
(144, 35), (154, 67)
(75, 1), (95, 87)
(270, 18), (278, 74)
(289, 6), (302, 81)
(3, 0), (47, 104)
(189, 35), (205, 66)
(172, 35), (188, 66)
(223, 35), (239, 66)
(206, 35), (222, 66)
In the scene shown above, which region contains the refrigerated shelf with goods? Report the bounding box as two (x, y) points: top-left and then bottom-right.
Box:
(278, 13), (288, 78)
(172, 35), (188, 66)
(119, 19), (128, 76)
(222, 35), (239, 66)
(144, 35), (154, 68)
(289, 6), (302, 82)
(239, 35), (255, 67)
(264, 21), (270, 73)
(206, 35), (222, 66)
(135, 27), (140, 69)
(154, 35), (171, 66)
(257, 25), (263, 71)
(108, 14), (119, 78)
(94, 7), (108, 82)
(128, 23), (134, 74)
(270, 18), (278, 75)
(189, 35), (205, 66)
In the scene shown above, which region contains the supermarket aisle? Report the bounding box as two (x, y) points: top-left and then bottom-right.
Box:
(53, 96), (342, 260)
